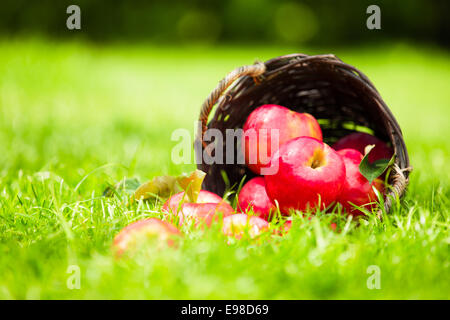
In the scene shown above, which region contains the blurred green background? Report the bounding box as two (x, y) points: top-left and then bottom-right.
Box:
(1, 0), (448, 47)
(0, 1), (449, 299)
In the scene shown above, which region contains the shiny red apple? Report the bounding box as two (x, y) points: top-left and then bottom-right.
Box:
(265, 137), (346, 214)
(332, 132), (393, 163)
(237, 177), (276, 220)
(222, 214), (269, 239)
(336, 148), (384, 214)
(162, 190), (234, 227)
(242, 104), (322, 175)
(113, 218), (181, 255)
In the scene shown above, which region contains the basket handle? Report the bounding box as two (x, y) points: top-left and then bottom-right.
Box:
(198, 61), (266, 145)
(380, 163), (411, 218)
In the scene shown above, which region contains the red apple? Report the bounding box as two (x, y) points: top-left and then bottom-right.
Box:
(336, 148), (384, 214)
(113, 218), (181, 255)
(332, 132), (393, 163)
(265, 137), (346, 214)
(162, 190), (223, 212)
(162, 190), (234, 227)
(237, 177), (276, 220)
(222, 214), (269, 239)
(242, 104), (322, 175)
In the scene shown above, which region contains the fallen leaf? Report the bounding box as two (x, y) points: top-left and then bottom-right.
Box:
(133, 176), (180, 202)
(176, 169), (206, 203)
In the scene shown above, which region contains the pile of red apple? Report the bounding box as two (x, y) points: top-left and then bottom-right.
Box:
(240, 104), (391, 217)
(114, 104), (393, 254)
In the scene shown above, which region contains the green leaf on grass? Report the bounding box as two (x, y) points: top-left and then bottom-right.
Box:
(103, 177), (141, 197)
(359, 146), (395, 184)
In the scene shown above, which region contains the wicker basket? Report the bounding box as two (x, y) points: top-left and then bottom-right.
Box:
(196, 53), (411, 214)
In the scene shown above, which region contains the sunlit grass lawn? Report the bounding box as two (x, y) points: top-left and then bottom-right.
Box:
(0, 38), (449, 299)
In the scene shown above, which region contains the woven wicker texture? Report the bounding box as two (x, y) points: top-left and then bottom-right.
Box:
(196, 54), (411, 214)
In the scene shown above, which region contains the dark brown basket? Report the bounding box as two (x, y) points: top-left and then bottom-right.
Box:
(195, 53), (411, 214)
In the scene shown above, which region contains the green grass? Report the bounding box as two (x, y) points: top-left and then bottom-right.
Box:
(0, 38), (449, 299)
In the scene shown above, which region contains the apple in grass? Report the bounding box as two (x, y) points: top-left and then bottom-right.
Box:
(265, 137), (346, 214)
(162, 189), (224, 212)
(222, 214), (269, 239)
(113, 218), (181, 255)
(242, 104), (323, 175)
(174, 202), (235, 227)
(162, 190), (234, 227)
(332, 132), (393, 163)
(336, 148), (384, 214)
(237, 177), (276, 220)
(162, 170), (234, 227)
